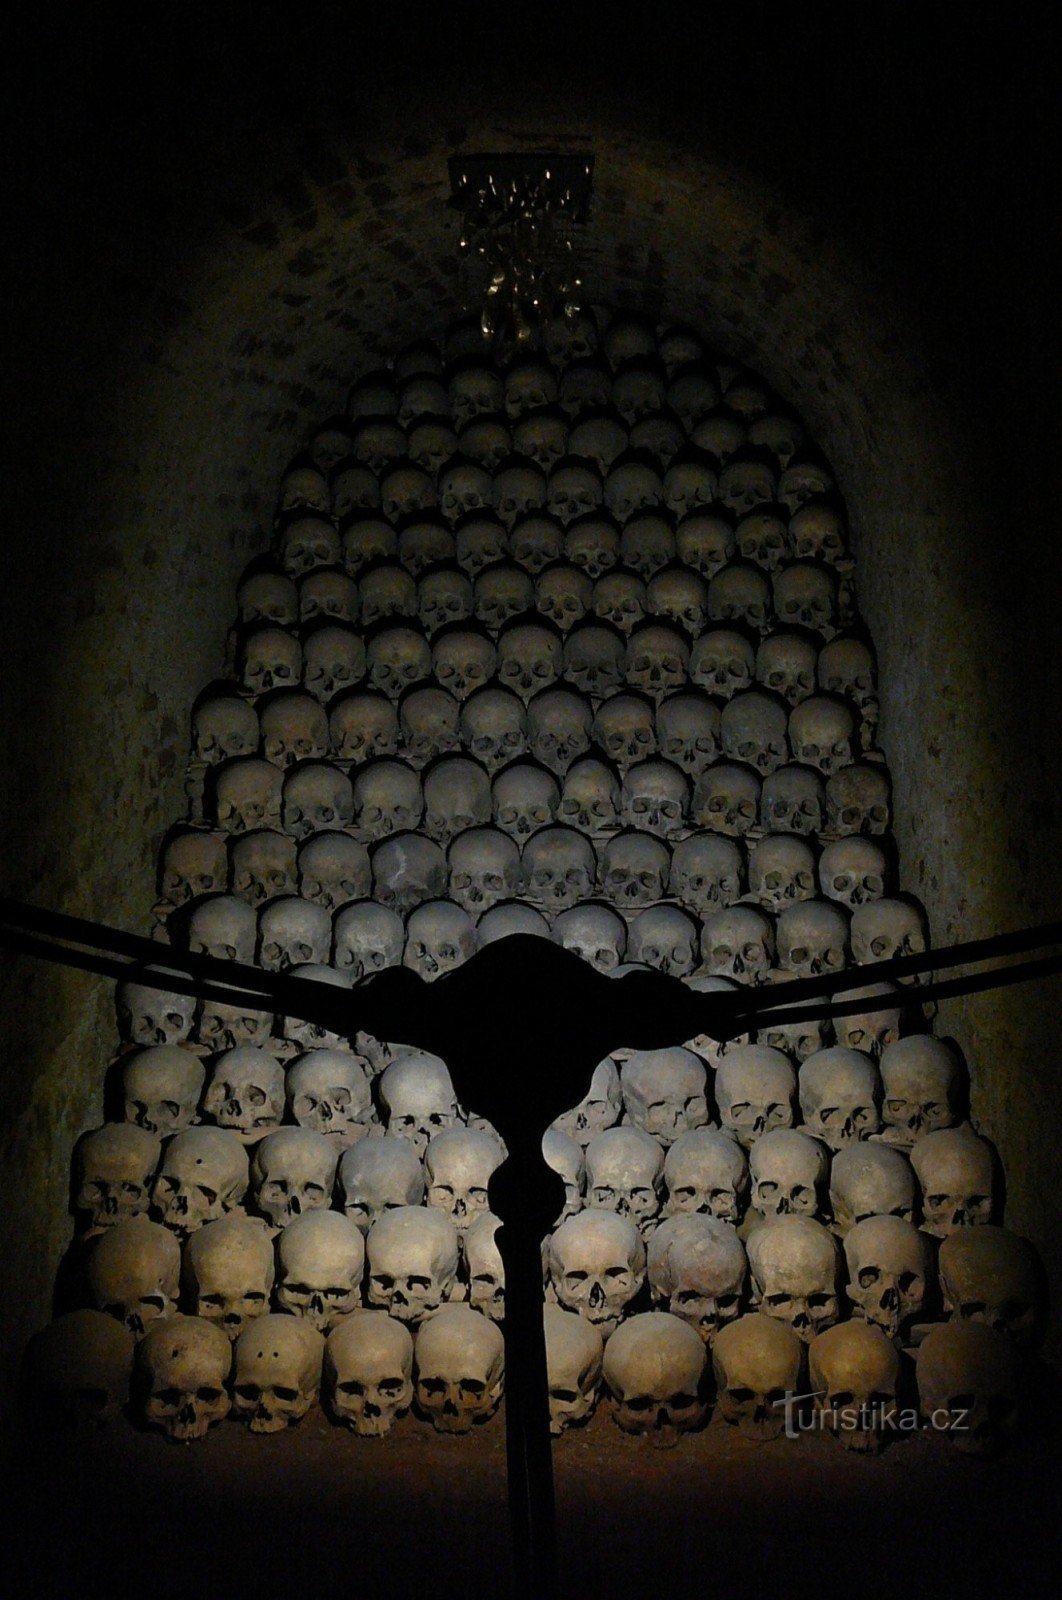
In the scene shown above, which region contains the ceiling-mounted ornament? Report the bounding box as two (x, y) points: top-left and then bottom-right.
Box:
(448, 152), (594, 355)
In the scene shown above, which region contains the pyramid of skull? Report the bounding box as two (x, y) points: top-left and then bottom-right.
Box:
(24, 307), (1042, 1454)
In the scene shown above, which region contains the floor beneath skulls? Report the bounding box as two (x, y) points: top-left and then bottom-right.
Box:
(2, 1394), (1059, 1600)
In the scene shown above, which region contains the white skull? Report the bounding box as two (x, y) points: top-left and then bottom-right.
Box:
(564, 515), (621, 578)
(182, 1214), (274, 1341)
(760, 764), (826, 836)
(626, 908), (699, 979)
(592, 570), (647, 636)
(202, 1047), (286, 1144)
(278, 517), (342, 579)
(379, 461), (436, 521)
(417, 567), (474, 635)
(755, 632), (818, 706)
(455, 516), (509, 575)
(238, 568), (300, 632)
(701, 907), (775, 985)
(612, 362), (667, 425)
(431, 628), (497, 701)
(495, 621), (563, 700)
(448, 826), (523, 912)
(721, 690), (790, 775)
(757, 967), (830, 1061)
(832, 981), (903, 1060)
(232, 1314), (323, 1433)
(878, 1035), (959, 1148)
(558, 759), (622, 833)
(619, 513), (674, 577)
(278, 962), (354, 1052)
(776, 899), (849, 977)
(399, 686), (460, 767)
(911, 1126), (996, 1237)
(667, 835), (741, 917)
(367, 626), (433, 699)
(568, 412), (627, 472)
(75, 1124), (160, 1233)
(736, 510), (789, 571)
(156, 831), (229, 918)
(676, 512), (735, 578)
(463, 1210), (506, 1320)
(830, 1142), (916, 1233)
(647, 1214), (747, 1343)
(438, 458), (494, 523)
(585, 1127), (664, 1233)
(535, 563), (593, 634)
(772, 562), (838, 635)
(400, 522), (459, 579)
(527, 687), (592, 774)
(281, 763), (354, 838)
(277, 465), (331, 520)
(425, 1127), (504, 1232)
(494, 462), (547, 531)
(152, 1127), (247, 1236)
(844, 1214), (927, 1339)
(544, 1304), (602, 1434)
(409, 418), (459, 476)
(339, 1136), (425, 1232)
(474, 563), (535, 631)
(707, 563), (772, 632)
(274, 1210), (365, 1330)
(299, 568), (360, 627)
(654, 693), (719, 776)
(663, 1128), (748, 1222)
(916, 1321), (1019, 1458)
(459, 688), (528, 772)
(309, 421), (354, 473)
(798, 1048), (881, 1149)
(324, 1310), (414, 1436)
(602, 1311), (707, 1443)
(214, 760), (284, 836)
(403, 900), (478, 980)
(620, 759), (688, 837)
(850, 898), (928, 968)
(422, 759), (491, 843)
(689, 628), (755, 700)
(715, 1045), (795, 1145)
(552, 903), (627, 973)
(351, 760), (423, 842)
(250, 1128), (338, 1230)
(478, 902), (552, 943)
(359, 564), (417, 629)
(747, 834), (816, 910)
(413, 1305), (505, 1433)
(296, 832), (370, 911)
(552, 1056), (623, 1148)
(396, 372), (447, 427)
(505, 357), (558, 418)
(808, 1320), (900, 1454)
(719, 452), (776, 515)
(788, 696), (854, 776)
(287, 1049), (372, 1149)
(545, 309), (599, 366)
(604, 460), (663, 524)
(712, 1312), (803, 1441)
(747, 411), (805, 468)
(789, 499), (848, 564)
(121, 1047), (203, 1139)
(379, 1051), (460, 1153)
(747, 1214), (841, 1341)
(547, 459), (603, 525)
(749, 1129), (829, 1219)
(330, 690), (401, 762)
(522, 827), (598, 912)
(87, 1217), (180, 1339)
(662, 451), (719, 520)
(195, 995), (274, 1053)
(185, 892), (258, 964)
(24, 1310), (136, 1431)
(539, 1129), (585, 1227)
(343, 518), (397, 572)
(351, 416), (406, 475)
(592, 693), (656, 770)
(623, 624), (689, 702)
(256, 896), (333, 970)
(939, 1226), (1042, 1345)
(492, 763), (560, 839)
(723, 375), (770, 419)
(818, 634), (876, 707)
(658, 325), (706, 376)
(825, 764), (892, 838)
(818, 838), (887, 909)
(366, 1205), (461, 1324)
(192, 693), (260, 766)
(334, 900), (407, 972)
(599, 832), (671, 908)
(138, 1314), (232, 1441)
(259, 692), (329, 769)
(679, 973), (751, 1071)
(548, 1210), (646, 1335)
(514, 408), (569, 472)
(116, 971), (198, 1050)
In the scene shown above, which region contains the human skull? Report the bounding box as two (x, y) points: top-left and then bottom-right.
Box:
(257, 692), (328, 769)
(547, 458), (603, 526)
(429, 628), (497, 702)
(798, 1048), (881, 1149)
(548, 1210), (646, 1335)
(351, 760), (423, 843)
(287, 1049), (372, 1150)
(86, 1216), (181, 1341)
(395, 373), (447, 428)
(492, 763), (560, 839)
(602, 1310), (708, 1445)
(379, 1051), (460, 1153)
(647, 1215), (746, 1344)
(911, 1126), (996, 1237)
(825, 764), (892, 838)
(626, 908), (699, 980)
(756, 967), (829, 1061)
(494, 621), (562, 701)
(665, 836), (740, 918)
(298, 568), (359, 628)
(789, 499), (848, 565)
(747, 412), (805, 469)
(425, 1127), (504, 1233)
(514, 407), (569, 473)
(409, 418), (460, 476)
(712, 1312), (803, 1441)
(748, 1215), (841, 1342)
(611, 361), (667, 426)
(366, 1205), (461, 1324)
(400, 520), (458, 577)
(591, 569), (647, 638)
(201, 1047), (285, 1145)
(564, 515), (621, 578)
(592, 693), (656, 770)
(721, 691), (790, 775)
(120, 1047), (204, 1140)
(585, 1127), (664, 1234)
(916, 1321), (1019, 1458)
(749, 1130), (829, 1220)
(558, 759), (622, 834)
(277, 518), (342, 580)
(274, 1210), (365, 1331)
(843, 1214), (927, 1341)
(938, 1226), (1043, 1345)
(462, 1210), (507, 1320)
(735, 509), (789, 572)
(818, 634), (876, 708)
(772, 562), (838, 636)
(551, 1057), (623, 1148)
(535, 563), (594, 635)
(878, 1035), (959, 1149)
(707, 564), (772, 633)
(760, 764), (826, 836)
(545, 308), (599, 366)
(24, 1309), (137, 1431)
(334, 899), (408, 972)
(367, 626), (432, 699)
(438, 458), (494, 524)
(458, 688), (528, 772)
(567, 411), (627, 473)
(663, 1129), (748, 1223)
(156, 831), (229, 919)
(256, 896), (332, 969)
(358, 564), (417, 629)
(281, 763), (354, 838)
(152, 1127), (247, 1236)
(675, 512), (735, 579)
(350, 416), (406, 476)
(191, 693), (260, 768)
(714, 1046), (795, 1145)
(700, 907), (775, 985)
(417, 567), (474, 636)
(277, 463), (331, 520)
(181, 1214), (274, 1345)
(420, 759), (490, 845)
(544, 1305), (602, 1435)
(662, 451), (719, 519)
(818, 838), (887, 909)
(788, 696), (854, 776)
(597, 831), (671, 909)
(403, 900), (478, 980)
(413, 1306), (505, 1434)
(347, 369), (399, 421)
(213, 759), (284, 838)
(339, 1136), (426, 1233)
(116, 970), (198, 1050)
(653, 695), (718, 777)
(830, 1143), (916, 1234)
(832, 981), (904, 1060)
(471, 561), (535, 637)
(75, 1124), (160, 1234)
(850, 898), (928, 970)
(137, 1314), (232, 1442)
(293, 832), (368, 913)
(379, 461), (436, 522)
(477, 903), (552, 944)
(329, 690), (401, 762)
(619, 513), (674, 578)
(689, 629), (755, 701)
(342, 518), (397, 572)
(447, 826), (523, 913)
(552, 903), (627, 973)
(231, 1314), (323, 1433)
(776, 899), (849, 977)
(398, 686), (460, 767)
(494, 461), (547, 531)
(754, 633), (817, 709)
(250, 1128), (338, 1231)
(808, 1320), (900, 1454)
(620, 759), (688, 838)
(184, 894), (258, 966)
(324, 1310), (414, 1436)
(522, 827), (598, 913)
(747, 835), (816, 911)
(526, 688), (592, 774)
(604, 458), (663, 524)
(623, 624), (689, 702)
(455, 515), (509, 576)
